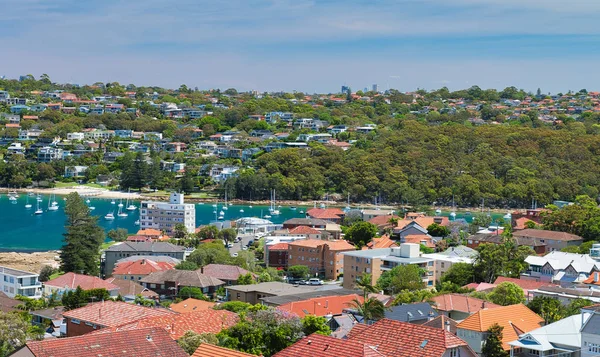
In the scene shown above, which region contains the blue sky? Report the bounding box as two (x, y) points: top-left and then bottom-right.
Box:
(1, 0), (600, 93)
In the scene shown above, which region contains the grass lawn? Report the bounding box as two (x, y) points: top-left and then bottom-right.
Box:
(101, 241), (118, 250)
(48, 271), (64, 280)
(54, 182), (78, 188)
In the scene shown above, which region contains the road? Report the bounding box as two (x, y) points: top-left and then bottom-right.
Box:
(228, 233), (257, 256)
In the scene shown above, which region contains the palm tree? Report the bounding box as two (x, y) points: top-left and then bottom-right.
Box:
(348, 297), (386, 324)
(354, 273), (378, 299)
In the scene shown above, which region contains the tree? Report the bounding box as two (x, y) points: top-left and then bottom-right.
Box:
(427, 223), (450, 237)
(487, 282), (525, 306)
(217, 308), (304, 356)
(474, 237), (533, 283)
(440, 262), (475, 286)
(177, 331), (218, 355)
(178, 287), (207, 300)
(392, 289), (434, 305)
(60, 193), (105, 276)
(215, 301), (254, 313)
(175, 261), (199, 270)
(354, 273), (377, 299)
(469, 213), (493, 234)
(347, 297), (386, 323)
(107, 228), (128, 242)
(186, 242), (232, 267)
(287, 265), (310, 280)
(196, 226), (219, 240)
(344, 221), (377, 248)
(61, 286), (89, 310)
(527, 296), (564, 324)
(38, 265), (55, 282)
(377, 264), (424, 294)
(0, 311), (36, 356)
(481, 323), (509, 357)
(301, 315), (331, 336)
(173, 223), (189, 239)
(236, 273), (255, 285)
(219, 228), (238, 243)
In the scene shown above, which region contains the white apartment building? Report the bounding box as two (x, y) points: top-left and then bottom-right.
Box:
(139, 193), (196, 235)
(67, 132), (85, 141)
(0, 266), (42, 298)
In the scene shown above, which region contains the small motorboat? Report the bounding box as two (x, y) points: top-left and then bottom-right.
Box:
(264, 214), (272, 219)
(240, 209), (244, 213)
(110, 200), (115, 205)
(89, 206), (96, 210)
(134, 220), (140, 225)
(435, 209), (442, 214)
(104, 213), (115, 220)
(86, 199), (91, 203)
(126, 205), (137, 211)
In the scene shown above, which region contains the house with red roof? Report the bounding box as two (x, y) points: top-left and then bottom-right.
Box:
(200, 264), (255, 285)
(368, 214), (401, 232)
(430, 293), (501, 321)
(363, 234), (398, 250)
(43, 272), (120, 297)
(192, 343), (255, 357)
(277, 294), (363, 318)
(306, 208), (345, 223)
(112, 258), (177, 281)
(62, 300), (175, 337)
(18, 327), (188, 357)
(493, 276), (555, 300)
(266, 242), (289, 269)
(273, 333), (385, 357)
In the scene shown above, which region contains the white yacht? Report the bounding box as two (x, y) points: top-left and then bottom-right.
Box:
(104, 212), (115, 220)
(34, 201), (43, 215)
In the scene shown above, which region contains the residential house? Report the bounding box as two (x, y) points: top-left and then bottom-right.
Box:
(114, 129), (133, 138)
(43, 272), (120, 297)
(192, 344), (255, 357)
(423, 245), (478, 281)
(456, 304), (544, 355)
(6, 142), (25, 155)
(61, 301), (175, 337)
(18, 327), (188, 356)
(29, 104), (48, 112)
(327, 125), (348, 134)
(30, 306), (65, 337)
(140, 269), (225, 298)
(521, 251), (600, 286)
(0, 292), (20, 312)
(511, 209), (547, 228)
(103, 242), (186, 277)
(226, 281), (319, 304)
(282, 218), (329, 230)
(273, 333), (383, 357)
(260, 288), (365, 307)
(265, 242), (289, 269)
(287, 239), (355, 280)
(384, 302), (439, 324)
(361, 209), (395, 222)
(144, 132), (163, 140)
(66, 132), (84, 141)
(529, 285), (600, 305)
(10, 104), (30, 114)
(512, 229), (583, 253)
(468, 232), (548, 253)
(169, 298), (215, 313)
(37, 147), (63, 162)
(104, 277), (158, 302)
(200, 264), (254, 285)
(0, 266), (42, 299)
(430, 294), (500, 321)
(64, 165), (88, 178)
(363, 234), (398, 249)
(493, 276), (554, 300)
(111, 258), (177, 281)
(306, 208), (345, 224)
(509, 313), (588, 357)
(342, 244), (436, 290)
(209, 164), (240, 183)
(423, 315), (459, 335)
(581, 312), (600, 357)
(278, 293), (362, 318)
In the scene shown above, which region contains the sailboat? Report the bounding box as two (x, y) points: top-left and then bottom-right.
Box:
(51, 194), (58, 206)
(239, 208), (244, 213)
(117, 204), (128, 217)
(48, 193), (59, 211)
(36, 194), (42, 202)
(126, 190), (137, 211)
(218, 210), (225, 220)
(118, 199), (124, 208)
(345, 192), (351, 211)
(25, 195), (32, 209)
(450, 195), (456, 219)
(223, 192), (228, 210)
(34, 200), (43, 215)
(110, 199), (115, 205)
(86, 199), (91, 204)
(270, 189), (280, 215)
(104, 211), (115, 220)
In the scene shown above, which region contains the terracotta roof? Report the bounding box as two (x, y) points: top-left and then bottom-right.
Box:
(140, 270), (225, 288)
(513, 217), (535, 230)
(192, 343), (255, 357)
(347, 319), (473, 357)
(113, 310), (238, 339)
(169, 298), (216, 313)
(268, 243), (289, 251)
(113, 259), (176, 276)
(306, 208), (345, 220)
(26, 327), (187, 357)
(368, 215), (401, 227)
(277, 294), (362, 318)
(201, 264), (253, 281)
(288, 225), (322, 235)
(583, 272), (600, 285)
(63, 301), (175, 327)
(403, 234), (435, 248)
(513, 229), (582, 241)
(45, 272), (119, 291)
(462, 282), (497, 292)
(430, 294), (501, 313)
(365, 235), (397, 249)
(273, 333), (384, 357)
(104, 278), (157, 298)
(423, 315), (458, 334)
(127, 235), (153, 242)
(288, 239), (355, 250)
(493, 277), (555, 292)
(456, 304), (543, 350)
(397, 216), (449, 230)
(137, 229), (162, 236)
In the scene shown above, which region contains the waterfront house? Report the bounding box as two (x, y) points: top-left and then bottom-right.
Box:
(111, 258), (177, 282)
(104, 242), (186, 277)
(0, 266), (42, 299)
(64, 165), (88, 178)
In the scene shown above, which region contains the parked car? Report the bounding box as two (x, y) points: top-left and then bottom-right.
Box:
(232, 252), (238, 257)
(246, 240), (254, 247)
(308, 278), (323, 285)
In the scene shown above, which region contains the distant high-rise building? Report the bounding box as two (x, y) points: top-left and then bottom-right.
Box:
(372, 84), (379, 92)
(140, 193), (196, 234)
(341, 85), (350, 94)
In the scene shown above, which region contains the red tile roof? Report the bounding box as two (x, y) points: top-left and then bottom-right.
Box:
(365, 235), (398, 249)
(201, 264), (253, 281)
(63, 301), (175, 327)
(306, 208), (345, 220)
(430, 294), (500, 314)
(192, 343), (256, 357)
(112, 259), (176, 276)
(493, 277), (555, 292)
(26, 327), (187, 357)
(513, 229), (582, 241)
(137, 229), (162, 237)
(169, 298), (216, 313)
(273, 333), (384, 357)
(288, 239), (355, 251)
(403, 234), (435, 248)
(268, 243), (289, 251)
(278, 294), (363, 318)
(368, 215), (401, 227)
(112, 310), (238, 339)
(583, 272), (600, 285)
(347, 319), (474, 357)
(45, 272), (119, 291)
(288, 225), (322, 235)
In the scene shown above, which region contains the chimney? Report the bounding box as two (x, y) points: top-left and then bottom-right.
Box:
(99, 308), (101, 320)
(141, 259), (146, 265)
(445, 319), (451, 332)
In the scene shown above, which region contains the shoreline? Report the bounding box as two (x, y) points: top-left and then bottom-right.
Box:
(0, 251), (60, 273)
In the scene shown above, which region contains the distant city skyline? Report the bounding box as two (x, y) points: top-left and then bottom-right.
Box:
(2, 0), (600, 93)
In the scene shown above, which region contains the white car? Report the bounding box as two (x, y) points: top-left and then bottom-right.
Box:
(232, 252), (238, 257)
(308, 278), (323, 285)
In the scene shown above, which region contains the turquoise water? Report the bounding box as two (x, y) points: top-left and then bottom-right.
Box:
(0, 194), (306, 251)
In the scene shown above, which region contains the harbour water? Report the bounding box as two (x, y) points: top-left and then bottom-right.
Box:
(0, 194), (306, 251)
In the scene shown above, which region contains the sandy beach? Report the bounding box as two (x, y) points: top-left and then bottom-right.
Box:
(14, 186), (141, 200)
(0, 251), (60, 273)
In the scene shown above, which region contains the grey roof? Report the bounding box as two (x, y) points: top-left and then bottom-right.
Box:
(116, 255), (181, 265)
(582, 312), (600, 335)
(0, 292), (19, 313)
(140, 270), (224, 288)
(510, 313), (584, 351)
(384, 302), (438, 323)
(536, 286), (600, 298)
(439, 245), (478, 259)
(0, 266), (38, 277)
(226, 281), (318, 295)
(283, 218), (330, 226)
(106, 242), (186, 253)
(30, 306), (65, 320)
(260, 288), (361, 306)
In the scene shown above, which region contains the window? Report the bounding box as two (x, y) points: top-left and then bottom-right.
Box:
(71, 319), (80, 325)
(428, 261), (433, 266)
(589, 342), (600, 353)
(449, 348), (458, 357)
(528, 349), (540, 356)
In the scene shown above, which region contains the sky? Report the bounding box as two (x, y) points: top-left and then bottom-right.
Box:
(1, 0), (600, 93)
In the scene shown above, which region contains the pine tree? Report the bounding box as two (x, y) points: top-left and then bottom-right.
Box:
(481, 323), (509, 357)
(60, 193), (105, 276)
